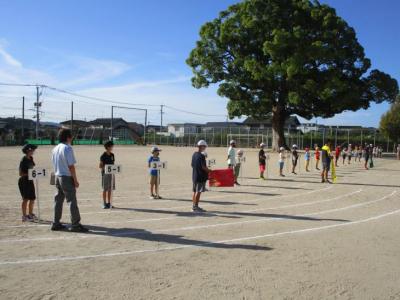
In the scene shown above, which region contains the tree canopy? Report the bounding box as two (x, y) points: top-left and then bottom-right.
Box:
(380, 95), (400, 143)
(186, 0), (399, 149)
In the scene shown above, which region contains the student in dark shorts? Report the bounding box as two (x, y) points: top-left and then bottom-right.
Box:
(321, 141), (332, 183)
(364, 143), (370, 170)
(99, 141), (115, 209)
(18, 144), (37, 222)
(291, 145), (299, 175)
(191, 140), (211, 212)
(259, 143), (267, 179)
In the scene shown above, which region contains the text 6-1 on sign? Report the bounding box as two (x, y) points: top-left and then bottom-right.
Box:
(28, 168), (47, 180)
(105, 164), (122, 174)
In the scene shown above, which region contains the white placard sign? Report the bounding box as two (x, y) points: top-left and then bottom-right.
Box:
(207, 159), (216, 167)
(105, 164), (122, 174)
(265, 154), (270, 160)
(28, 168), (48, 180)
(151, 161), (168, 170)
(238, 156), (246, 163)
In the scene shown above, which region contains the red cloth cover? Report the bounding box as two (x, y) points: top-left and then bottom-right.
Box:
(208, 169), (235, 187)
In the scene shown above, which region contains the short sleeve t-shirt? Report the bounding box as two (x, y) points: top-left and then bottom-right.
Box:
(259, 149), (266, 165)
(227, 147), (236, 165)
(19, 156), (35, 176)
(192, 152), (208, 183)
(52, 143), (76, 176)
(148, 156), (160, 176)
(321, 145), (331, 163)
(305, 152), (310, 160)
(100, 152), (115, 174)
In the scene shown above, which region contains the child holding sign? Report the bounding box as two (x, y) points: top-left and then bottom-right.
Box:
(18, 144), (37, 222)
(99, 141), (115, 209)
(148, 146), (162, 199)
(234, 149), (244, 185)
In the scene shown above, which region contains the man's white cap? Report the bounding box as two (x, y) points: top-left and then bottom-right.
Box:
(292, 144), (298, 148)
(151, 146), (161, 153)
(237, 149), (244, 155)
(197, 140), (208, 147)
(229, 140), (236, 145)
(260, 143), (266, 147)
(280, 146), (285, 151)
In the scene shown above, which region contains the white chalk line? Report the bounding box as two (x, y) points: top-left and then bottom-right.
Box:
(0, 184), (330, 229)
(2, 188), (388, 244)
(0, 200), (399, 266)
(2, 181), (310, 210)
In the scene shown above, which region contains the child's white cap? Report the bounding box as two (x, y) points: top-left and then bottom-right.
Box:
(260, 143), (266, 147)
(237, 149), (244, 155)
(279, 147), (285, 151)
(292, 144), (298, 149)
(197, 140), (208, 147)
(229, 140), (236, 145)
(151, 146), (161, 153)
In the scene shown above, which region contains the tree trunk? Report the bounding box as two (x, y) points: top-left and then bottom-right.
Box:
(271, 106), (288, 151)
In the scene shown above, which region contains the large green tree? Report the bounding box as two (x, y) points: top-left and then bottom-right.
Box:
(187, 0), (399, 149)
(380, 95), (400, 143)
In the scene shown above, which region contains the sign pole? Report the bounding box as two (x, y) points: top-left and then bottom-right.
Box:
(36, 179), (40, 222)
(110, 173), (114, 210)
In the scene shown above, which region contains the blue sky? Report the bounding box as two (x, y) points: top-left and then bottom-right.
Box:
(0, 0), (399, 126)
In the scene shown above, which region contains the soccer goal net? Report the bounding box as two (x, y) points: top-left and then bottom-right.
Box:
(227, 134), (269, 148)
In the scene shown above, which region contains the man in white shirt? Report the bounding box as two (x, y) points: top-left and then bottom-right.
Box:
(51, 129), (88, 232)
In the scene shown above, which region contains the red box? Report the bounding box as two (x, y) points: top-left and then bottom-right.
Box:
(208, 169), (235, 187)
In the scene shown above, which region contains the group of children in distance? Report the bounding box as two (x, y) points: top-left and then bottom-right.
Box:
(17, 137), (385, 221)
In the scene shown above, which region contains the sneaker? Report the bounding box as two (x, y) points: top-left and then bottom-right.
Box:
(70, 224), (89, 233)
(280, 174), (285, 177)
(28, 214), (37, 220)
(321, 179), (325, 183)
(192, 206), (206, 213)
(22, 215), (28, 222)
(51, 223), (67, 231)
(149, 195), (156, 199)
(25, 215), (34, 222)
(155, 195), (163, 199)
(103, 203), (109, 209)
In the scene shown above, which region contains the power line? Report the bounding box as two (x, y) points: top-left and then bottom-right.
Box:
(164, 105), (226, 117)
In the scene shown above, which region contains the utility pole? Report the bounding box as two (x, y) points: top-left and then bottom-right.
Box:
(160, 104), (164, 144)
(21, 96), (25, 144)
(71, 101), (74, 135)
(35, 86), (41, 139)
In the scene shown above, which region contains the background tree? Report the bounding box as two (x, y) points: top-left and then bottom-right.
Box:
(187, 0), (399, 149)
(380, 95), (400, 144)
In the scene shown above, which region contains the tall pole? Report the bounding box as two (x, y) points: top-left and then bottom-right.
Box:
(160, 105), (164, 145)
(21, 96), (25, 144)
(110, 106), (114, 140)
(35, 86), (40, 139)
(144, 109), (148, 145)
(70, 101), (74, 135)
(335, 127), (338, 148)
(347, 129), (350, 145)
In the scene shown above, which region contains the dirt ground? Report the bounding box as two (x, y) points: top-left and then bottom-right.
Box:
(0, 145), (399, 300)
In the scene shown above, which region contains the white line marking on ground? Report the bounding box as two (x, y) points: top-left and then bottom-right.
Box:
(0, 203), (399, 266)
(3, 188), (391, 244)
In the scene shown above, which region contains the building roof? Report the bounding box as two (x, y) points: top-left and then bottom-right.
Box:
(244, 115), (300, 127)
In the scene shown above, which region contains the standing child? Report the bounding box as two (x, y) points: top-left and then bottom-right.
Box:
(191, 140), (211, 212)
(148, 146), (162, 199)
(234, 149), (244, 185)
(341, 147), (347, 165)
(304, 147), (311, 172)
(347, 144), (352, 164)
(99, 141), (115, 209)
(18, 144), (38, 222)
(321, 141), (332, 183)
(259, 143), (267, 180)
(335, 146), (340, 167)
(291, 145), (299, 175)
(227, 140), (238, 184)
(278, 147), (286, 177)
(315, 146), (320, 170)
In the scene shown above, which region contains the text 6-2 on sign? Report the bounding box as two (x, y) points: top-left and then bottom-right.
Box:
(28, 168), (47, 180)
